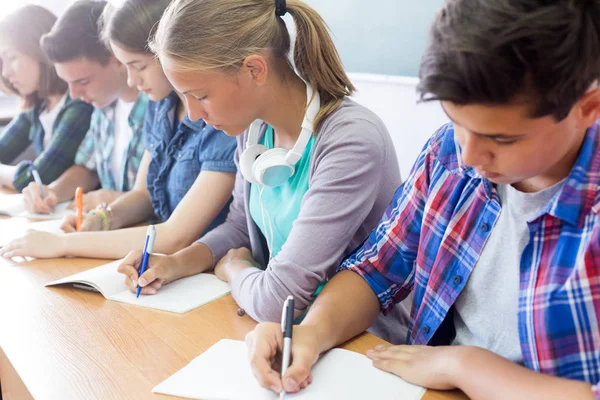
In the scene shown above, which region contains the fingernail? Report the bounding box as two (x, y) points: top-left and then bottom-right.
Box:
(147, 288), (157, 295)
(270, 384), (281, 393)
(132, 278), (138, 287)
(374, 344), (386, 350)
(138, 278), (147, 286)
(284, 378), (297, 391)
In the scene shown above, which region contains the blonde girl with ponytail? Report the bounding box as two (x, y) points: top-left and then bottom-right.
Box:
(117, 0), (409, 343)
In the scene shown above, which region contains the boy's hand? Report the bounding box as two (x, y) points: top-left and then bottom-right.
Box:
(246, 323), (319, 394)
(366, 344), (464, 390)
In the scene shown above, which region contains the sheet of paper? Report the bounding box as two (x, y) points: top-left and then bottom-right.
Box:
(0, 194), (25, 217)
(152, 339), (426, 400)
(109, 273), (231, 313)
(46, 261), (231, 314)
(0, 194), (73, 219)
(19, 200), (73, 220)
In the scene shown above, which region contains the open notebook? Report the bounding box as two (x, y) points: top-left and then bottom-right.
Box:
(153, 339), (426, 400)
(0, 194), (72, 219)
(45, 260), (231, 313)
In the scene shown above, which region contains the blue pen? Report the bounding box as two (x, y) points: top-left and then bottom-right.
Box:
(28, 161), (46, 199)
(136, 225), (156, 298)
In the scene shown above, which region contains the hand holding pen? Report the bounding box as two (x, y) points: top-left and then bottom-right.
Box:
(279, 295), (294, 400)
(28, 162), (46, 199)
(136, 225), (156, 298)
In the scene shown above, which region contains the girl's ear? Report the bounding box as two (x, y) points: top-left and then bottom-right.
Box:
(241, 55), (269, 86)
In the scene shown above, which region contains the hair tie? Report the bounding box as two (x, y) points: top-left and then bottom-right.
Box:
(275, 0), (287, 17)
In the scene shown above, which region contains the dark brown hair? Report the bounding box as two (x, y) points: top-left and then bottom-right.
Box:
(417, 0), (600, 121)
(100, 0), (172, 54)
(0, 5), (67, 108)
(41, 0), (111, 65)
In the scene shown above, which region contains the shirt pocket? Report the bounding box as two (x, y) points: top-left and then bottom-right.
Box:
(166, 145), (202, 201)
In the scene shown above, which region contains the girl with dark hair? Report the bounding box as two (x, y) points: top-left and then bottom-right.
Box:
(0, 5), (93, 191)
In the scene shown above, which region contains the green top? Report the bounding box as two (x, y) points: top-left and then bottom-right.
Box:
(249, 125), (315, 258)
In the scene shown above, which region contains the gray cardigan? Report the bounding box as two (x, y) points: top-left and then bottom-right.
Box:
(199, 98), (410, 342)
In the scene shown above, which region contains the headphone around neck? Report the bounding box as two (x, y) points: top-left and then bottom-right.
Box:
(239, 83), (320, 187)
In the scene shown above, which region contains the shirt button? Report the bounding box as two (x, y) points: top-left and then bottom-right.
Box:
(423, 325), (430, 334)
(479, 223), (490, 232)
(453, 275), (462, 284)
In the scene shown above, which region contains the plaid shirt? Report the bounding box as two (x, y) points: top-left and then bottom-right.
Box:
(74, 93), (148, 191)
(339, 122), (600, 396)
(0, 94), (93, 192)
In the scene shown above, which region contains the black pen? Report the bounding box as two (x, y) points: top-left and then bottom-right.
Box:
(279, 295), (294, 399)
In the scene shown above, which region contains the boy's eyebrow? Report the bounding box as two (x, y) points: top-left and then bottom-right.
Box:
(471, 131), (526, 139)
(126, 60), (142, 65)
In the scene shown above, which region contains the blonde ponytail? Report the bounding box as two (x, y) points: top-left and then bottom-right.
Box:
(286, 0), (355, 128)
(152, 0), (354, 130)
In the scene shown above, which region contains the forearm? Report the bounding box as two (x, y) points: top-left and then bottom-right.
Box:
(0, 164), (16, 189)
(170, 242), (214, 280)
(49, 165), (99, 202)
(107, 189), (153, 229)
(301, 270), (381, 353)
(453, 347), (595, 400)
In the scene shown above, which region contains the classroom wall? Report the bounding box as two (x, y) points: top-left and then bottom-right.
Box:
(302, 0), (444, 77)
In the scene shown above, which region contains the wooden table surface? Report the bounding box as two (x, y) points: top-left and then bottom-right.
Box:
(0, 216), (468, 400)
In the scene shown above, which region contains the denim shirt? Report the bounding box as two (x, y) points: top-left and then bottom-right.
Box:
(144, 93), (237, 226)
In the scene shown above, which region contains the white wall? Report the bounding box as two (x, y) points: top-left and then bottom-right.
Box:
(302, 0), (444, 77)
(348, 73), (449, 177)
(0, 0), (71, 17)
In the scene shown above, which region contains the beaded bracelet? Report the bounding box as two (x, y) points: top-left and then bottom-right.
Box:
(87, 209), (111, 231)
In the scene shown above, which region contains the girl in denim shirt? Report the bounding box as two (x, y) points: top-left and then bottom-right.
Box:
(1, 0), (237, 264)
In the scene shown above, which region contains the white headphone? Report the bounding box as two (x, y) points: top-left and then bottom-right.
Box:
(239, 83), (320, 187)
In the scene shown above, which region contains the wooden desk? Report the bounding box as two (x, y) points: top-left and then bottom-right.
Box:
(0, 221), (467, 400)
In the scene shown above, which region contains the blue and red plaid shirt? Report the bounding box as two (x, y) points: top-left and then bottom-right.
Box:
(339, 122), (600, 395)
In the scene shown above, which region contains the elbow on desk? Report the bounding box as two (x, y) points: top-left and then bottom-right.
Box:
(231, 270), (312, 323)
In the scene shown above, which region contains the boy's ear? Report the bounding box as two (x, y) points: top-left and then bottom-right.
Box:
(576, 86), (600, 129)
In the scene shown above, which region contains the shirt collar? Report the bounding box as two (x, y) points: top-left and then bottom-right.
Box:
(548, 123), (600, 226)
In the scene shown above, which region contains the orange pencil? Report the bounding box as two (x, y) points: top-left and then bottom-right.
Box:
(75, 187), (83, 232)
